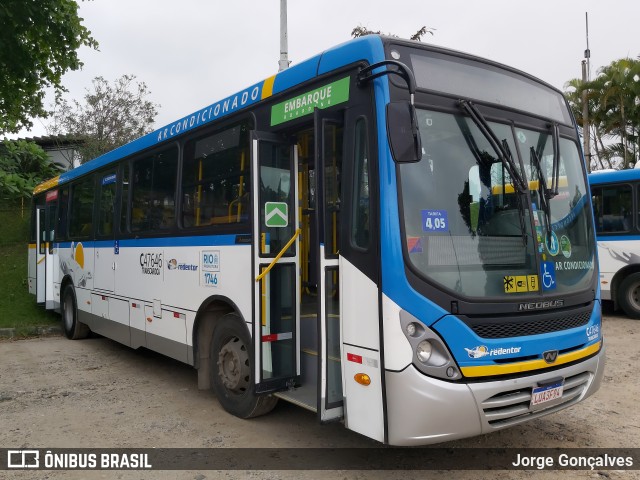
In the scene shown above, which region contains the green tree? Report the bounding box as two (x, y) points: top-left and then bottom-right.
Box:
(0, 140), (61, 200)
(48, 75), (159, 163)
(565, 57), (640, 170)
(0, 0), (98, 134)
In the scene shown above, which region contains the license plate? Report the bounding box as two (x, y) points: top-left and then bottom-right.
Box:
(531, 381), (564, 408)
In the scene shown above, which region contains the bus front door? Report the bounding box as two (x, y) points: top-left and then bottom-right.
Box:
(314, 110), (344, 422)
(251, 132), (301, 394)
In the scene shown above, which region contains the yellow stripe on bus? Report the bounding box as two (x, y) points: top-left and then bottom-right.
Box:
(261, 75), (277, 100)
(460, 341), (601, 378)
(33, 176), (60, 195)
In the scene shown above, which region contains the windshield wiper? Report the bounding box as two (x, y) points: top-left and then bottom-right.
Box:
(549, 123), (560, 198)
(502, 139), (528, 245)
(458, 100), (527, 193)
(530, 146), (553, 243)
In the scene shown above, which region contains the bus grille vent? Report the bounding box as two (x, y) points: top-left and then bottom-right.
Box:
(480, 372), (591, 428)
(471, 311), (591, 338)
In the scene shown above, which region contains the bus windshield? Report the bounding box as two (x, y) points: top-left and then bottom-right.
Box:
(399, 109), (596, 299)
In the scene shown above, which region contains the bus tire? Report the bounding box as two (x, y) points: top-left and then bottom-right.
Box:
(210, 313), (278, 418)
(61, 285), (90, 339)
(618, 272), (640, 319)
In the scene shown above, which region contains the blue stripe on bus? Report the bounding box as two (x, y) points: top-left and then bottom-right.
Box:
(595, 234), (640, 241)
(55, 234), (245, 249)
(588, 169), (640, 185)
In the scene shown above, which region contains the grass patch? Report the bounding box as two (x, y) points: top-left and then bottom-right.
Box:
(0, 207), (60, 330)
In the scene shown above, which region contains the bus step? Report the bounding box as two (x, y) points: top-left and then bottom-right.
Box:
(275, 385), (317, 413)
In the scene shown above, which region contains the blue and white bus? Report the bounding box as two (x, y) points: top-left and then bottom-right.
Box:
(28, 35), (604, 445)
(589, 168), (640, 318)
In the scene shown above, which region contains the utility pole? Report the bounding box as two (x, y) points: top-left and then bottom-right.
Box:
(582, 12), (591, 171)
(278, 0), (289, 71)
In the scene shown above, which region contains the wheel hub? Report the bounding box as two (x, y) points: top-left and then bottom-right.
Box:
(217, 337), (250, 392)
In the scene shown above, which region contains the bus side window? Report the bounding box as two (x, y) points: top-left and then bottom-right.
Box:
(131, 147), (178, 233)
(68, 176), (95, 239)
(120, 163), (130, 234)
(181, 121), (251, 228)
(594, 184), (632, 233)
(351, 118), (370, 250)
(57, 187), (69, 241)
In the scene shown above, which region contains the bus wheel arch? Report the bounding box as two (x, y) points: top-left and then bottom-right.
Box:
(61, 282), (90, 339)
(193, 298), (235, 390)
(193, 296), (241, 390)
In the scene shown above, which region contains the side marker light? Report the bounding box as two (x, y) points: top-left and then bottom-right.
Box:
(354, 373), (371, 386)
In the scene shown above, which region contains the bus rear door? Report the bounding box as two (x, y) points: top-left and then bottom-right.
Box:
(44, 195), (57, 310)
(35, 205), (46, 305)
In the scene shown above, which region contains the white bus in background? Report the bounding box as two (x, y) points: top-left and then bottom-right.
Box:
(589, 168), (640, 318)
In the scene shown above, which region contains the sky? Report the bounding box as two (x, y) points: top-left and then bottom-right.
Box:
(14, 0), (640, 139)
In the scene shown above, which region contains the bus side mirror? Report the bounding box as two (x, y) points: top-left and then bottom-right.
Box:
(386, 101), (422, 163)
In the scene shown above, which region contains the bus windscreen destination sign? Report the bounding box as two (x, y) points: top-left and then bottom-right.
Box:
(270, 77), (350, 126)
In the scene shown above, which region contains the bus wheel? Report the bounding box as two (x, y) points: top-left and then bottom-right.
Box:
(62, 285), (90, 339)
(210, 313), (278, 418)
(618, 273), (640, 319)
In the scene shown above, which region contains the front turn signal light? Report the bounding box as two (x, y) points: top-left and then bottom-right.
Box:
(354, 373), (371, 386)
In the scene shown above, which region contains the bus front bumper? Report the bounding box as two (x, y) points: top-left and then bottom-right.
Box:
(384, 342), (605, 446)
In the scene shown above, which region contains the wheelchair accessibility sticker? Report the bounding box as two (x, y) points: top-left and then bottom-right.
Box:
(541, 261), (557, 291)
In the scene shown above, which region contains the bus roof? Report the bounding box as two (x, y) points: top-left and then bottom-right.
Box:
(588, 168), (640, 185)
(34, 35), (386, 195)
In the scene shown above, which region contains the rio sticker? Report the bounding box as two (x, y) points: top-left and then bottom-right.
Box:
(421, 210), (448, 232)
(201, 250), (220, 287)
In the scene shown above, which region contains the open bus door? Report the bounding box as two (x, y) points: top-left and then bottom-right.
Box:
(314, 109), (345, 422)
(251, 132), (301, 394)
(44, 195), (57, 310)
(35, 191), (58, 309)
(35, 205), (46, 305)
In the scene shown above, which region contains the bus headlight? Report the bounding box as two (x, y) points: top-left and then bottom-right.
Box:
(400, 310), (462, 381)
(416, 340), (433, 363)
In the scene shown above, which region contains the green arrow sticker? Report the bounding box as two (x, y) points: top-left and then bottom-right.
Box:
(265, 202), (289, 228)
